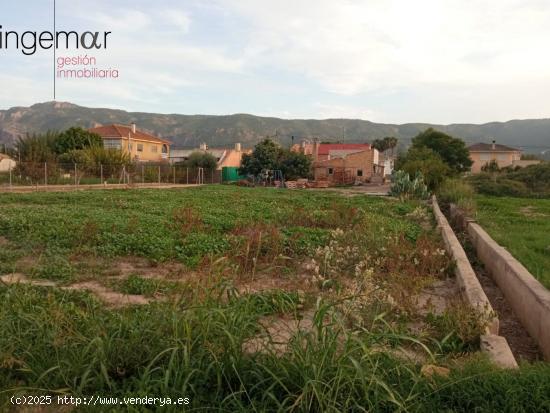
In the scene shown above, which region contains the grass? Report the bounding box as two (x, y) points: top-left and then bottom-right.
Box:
(0, 186), (548, 411)
(475, 195), (550, 288)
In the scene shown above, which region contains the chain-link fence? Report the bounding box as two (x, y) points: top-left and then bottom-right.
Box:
(0, 162), (222, 189)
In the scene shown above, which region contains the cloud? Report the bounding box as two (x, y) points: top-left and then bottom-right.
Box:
(221, 0), (550, 94)
(159, 9), (191, 32)
(3, 0), (550, 123)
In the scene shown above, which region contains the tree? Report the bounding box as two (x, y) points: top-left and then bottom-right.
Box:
(239, 138), (283, 176)
(53, 127), (102, 155)
(372, 138), (389, 153)
(186, 152), (218, 170)
(411, 128), (472, 173)
(395, 147), (451, 189)
(278, 151), (311, 180)
(239, 138), (311, 179)
(15, 131), (58, 163)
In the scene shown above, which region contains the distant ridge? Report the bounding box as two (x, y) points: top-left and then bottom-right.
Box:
(1, 102), (549, 156)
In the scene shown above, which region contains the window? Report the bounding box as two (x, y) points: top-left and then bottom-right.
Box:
(328, 168), (334, 175)
(480, 153), (490, 161)
(357, 169), (363, 177)
(151, 145), (158, 153)
(137, 143), (144, 152)
(162, 144), (168, 154)
(497, 154), (508, 161)
(103, 139), (121, 149)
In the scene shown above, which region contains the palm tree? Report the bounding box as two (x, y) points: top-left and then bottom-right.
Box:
(384, 137), (398, 160)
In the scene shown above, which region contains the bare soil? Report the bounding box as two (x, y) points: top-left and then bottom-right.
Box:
(63, 281), (150, 307)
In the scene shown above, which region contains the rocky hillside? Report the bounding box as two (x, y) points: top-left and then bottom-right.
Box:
(1, 102), (549, 156)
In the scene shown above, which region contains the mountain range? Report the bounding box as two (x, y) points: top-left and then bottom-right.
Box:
(1, 102), (549, 156)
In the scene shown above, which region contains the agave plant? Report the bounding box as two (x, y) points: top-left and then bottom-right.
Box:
(389, 170), (430, 200)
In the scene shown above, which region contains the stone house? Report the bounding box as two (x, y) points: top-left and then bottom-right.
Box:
(292, 140), (384, 184)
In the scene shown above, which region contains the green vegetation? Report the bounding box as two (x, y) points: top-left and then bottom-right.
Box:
(372, 136), (398, 158)
(438, 178), (477, 215)
(395, 146), (450, 189)
(239, 138), (311, 180)
(475, 195), (550, 287)
(181, 151), (218, 170)
(0, 186), (548, 411)
(468, 163), (550, 198)
(395, 128), (471, 190)
(411, 128), (472, 173)
(9, 127), (133, 186)
(389, 170), (430, 200)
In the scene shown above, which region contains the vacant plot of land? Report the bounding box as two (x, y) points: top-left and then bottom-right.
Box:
(475, 195), (550, 288)
(0, 187), (549, 411)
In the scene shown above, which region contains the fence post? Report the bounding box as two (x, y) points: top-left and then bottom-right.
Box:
(100, 163), (103, 185)
(142, 164), (145, 185)
(74, 163), (77, 187)
(186, 167), (189, 185)
(158, 165), (161, 185)
(173, 166), (176, 184)
(9, 162), (12, 190)
(44, 162), (47, 187)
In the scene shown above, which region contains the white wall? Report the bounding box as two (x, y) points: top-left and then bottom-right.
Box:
(0, 158), (16, 172)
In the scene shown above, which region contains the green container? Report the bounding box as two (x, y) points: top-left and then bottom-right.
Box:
(222, 167), (245, 182)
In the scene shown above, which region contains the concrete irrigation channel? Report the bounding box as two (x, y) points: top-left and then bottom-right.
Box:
(431, 197), (517, 368)
(448, 203), (550, 362)
(432, 196), (550, 368)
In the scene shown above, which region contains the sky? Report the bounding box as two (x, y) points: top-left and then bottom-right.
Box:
(1, 0), (550, 124)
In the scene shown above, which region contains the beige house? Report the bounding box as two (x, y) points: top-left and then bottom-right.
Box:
(292, 140), (384, 184)
(468, 141), (522, 173)
(89, 124), (171, 162)
(169, 143), (251, 170)
(0, 153), (16, 172)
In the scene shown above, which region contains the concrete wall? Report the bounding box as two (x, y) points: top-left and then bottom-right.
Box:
(465, 219), (550, 361)
(432, 197), (499, 334)
(433, 197), (517, 368)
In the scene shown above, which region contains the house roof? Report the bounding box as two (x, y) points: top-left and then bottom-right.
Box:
(328, 149), (365, 159)
(89, 124), (171, 145)
(314, 149), (373, 166)
(318, 143), (371, 155)
(468, 143), (520, 152)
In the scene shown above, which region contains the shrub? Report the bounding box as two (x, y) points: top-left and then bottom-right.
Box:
(506, 162), (550, 194)
(395, 147), (451, 190)
(389, 170), (430, 200)
(438, 178), (476, 215)
(467, 174), (531, 197)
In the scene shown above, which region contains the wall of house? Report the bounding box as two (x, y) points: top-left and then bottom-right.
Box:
(314, 150), (375, 183)
(104, 137), (169, 162)
(0, 158), (16, 172)
(469, 151), (521, 173)
(217, 149), (241, 169)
